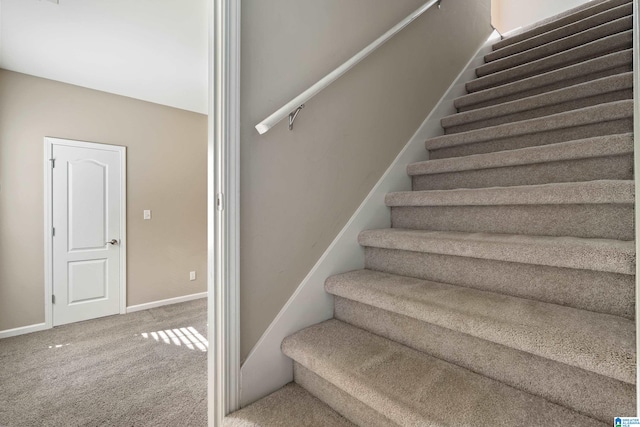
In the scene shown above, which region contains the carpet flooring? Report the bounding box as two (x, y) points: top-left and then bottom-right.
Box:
(0, 299), (207, 427)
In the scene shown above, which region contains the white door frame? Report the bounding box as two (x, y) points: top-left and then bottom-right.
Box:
(43, 137), (127, 329)
(208, 0), (241, 425)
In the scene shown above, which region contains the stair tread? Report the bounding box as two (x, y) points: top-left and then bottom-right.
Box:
(442, 73), (632, 131)
(358, 228), (635, 275)
(386, 180), (634, 207)
(282, 320), (605, 426)
(467, 30), (632, 93)
(493, 0), (629, 50)
(223, 383), (355, 427)
(478, 15), (632, 77)
(487, 2), (633, 63)
(425, 100), (632, 152)
(334, 297), (635, 424)
(326, 269), (635, 384)
(455, 49), (632, 110)
(410, 133), (632, 176)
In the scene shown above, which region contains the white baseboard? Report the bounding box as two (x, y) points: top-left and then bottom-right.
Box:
(0, 293), (207, 339)
(239, 31), (501, 407)
(0, 322), (49, 339)
(126, 292), (208, 313)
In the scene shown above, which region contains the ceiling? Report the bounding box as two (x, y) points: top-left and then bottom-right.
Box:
(0, 0), (208, 114)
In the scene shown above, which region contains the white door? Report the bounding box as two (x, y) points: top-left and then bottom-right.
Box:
(51, 142), (124, 326)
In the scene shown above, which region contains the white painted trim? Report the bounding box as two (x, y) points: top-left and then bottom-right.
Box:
(126, 292), (208, 313)
(239, 31), (501, 407)
(0, 323), (48, 340)
(632, 0), (640, 415)
(44, 139), (54, 331)
(0, 292), (207, 339)
(43, 137), (127, 328)
(208, 0), (241, 425)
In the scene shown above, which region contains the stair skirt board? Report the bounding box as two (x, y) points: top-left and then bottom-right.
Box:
(233, 3), (639, 424)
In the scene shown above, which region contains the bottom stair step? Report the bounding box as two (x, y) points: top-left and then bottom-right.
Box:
(223, 383), (356, 427)
(295, 362), (396, 427)
(334, 297), (634, 423)
(325, 269), (635, 383)
(282, 320), (605, 426)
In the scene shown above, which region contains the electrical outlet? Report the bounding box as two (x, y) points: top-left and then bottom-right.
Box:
(189, 271), (196, 281)
(144, 210), (151, 220)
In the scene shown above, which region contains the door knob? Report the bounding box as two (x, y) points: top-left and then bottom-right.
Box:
(106, 239), (119, 245)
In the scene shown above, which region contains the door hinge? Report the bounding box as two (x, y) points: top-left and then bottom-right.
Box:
(52, 227), (55, 237)
(49, 158), (56, 168)
(52, 295), (55, 304)
(216, 193), (224, 211)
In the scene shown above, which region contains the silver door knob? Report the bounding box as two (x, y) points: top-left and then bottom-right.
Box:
(106, 239), (119, 245)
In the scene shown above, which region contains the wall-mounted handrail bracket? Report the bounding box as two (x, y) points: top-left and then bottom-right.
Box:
(289, 104), (305, 131)
(437, 0), (442, 9)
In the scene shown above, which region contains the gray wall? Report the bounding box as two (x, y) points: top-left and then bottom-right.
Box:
(0, 70), (208, 331)
(492, 0), (592, 33)
(241, 0), (492, 360)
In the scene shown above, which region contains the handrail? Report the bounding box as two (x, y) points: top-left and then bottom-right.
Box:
(255, 0), (442, 134)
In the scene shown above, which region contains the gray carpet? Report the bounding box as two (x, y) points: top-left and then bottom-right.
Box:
(0, 299), (207, 427)
(223, 383), (355, 427)
(282, 320), (603, 426)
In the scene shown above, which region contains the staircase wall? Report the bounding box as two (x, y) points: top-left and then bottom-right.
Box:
(492, 0), (593, 34)
(240, 29), (501, 408)
(239, 0), (492, 368)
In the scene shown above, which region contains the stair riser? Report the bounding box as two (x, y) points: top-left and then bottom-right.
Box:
(294, 363), (395, 427)
(447, 89), (632, 134)
(412, 155), (633, 190)
(467, 31), (632, 93)
(334, 297), (635, 424)
(477, 16), (633, 78)
(430, 118), (633, 159)
(492, 0), (631, 50)
(390, 205), (633, 240)
(458, 49), (632, 112)
(364, 247), (634, 318)
(486, 3), (633, 62)
(459, 63), (631, 112)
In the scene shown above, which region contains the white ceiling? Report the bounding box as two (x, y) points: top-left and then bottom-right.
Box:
(0, 0), (208, 114)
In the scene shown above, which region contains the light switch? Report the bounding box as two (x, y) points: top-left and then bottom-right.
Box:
(144, 210), (151, 220)
(190, 271), (196, 281)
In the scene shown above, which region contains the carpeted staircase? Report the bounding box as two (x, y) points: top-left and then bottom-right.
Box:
(225, 0), (636, 425)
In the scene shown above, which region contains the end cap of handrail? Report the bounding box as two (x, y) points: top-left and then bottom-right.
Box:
(256, 123), (269, 135)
